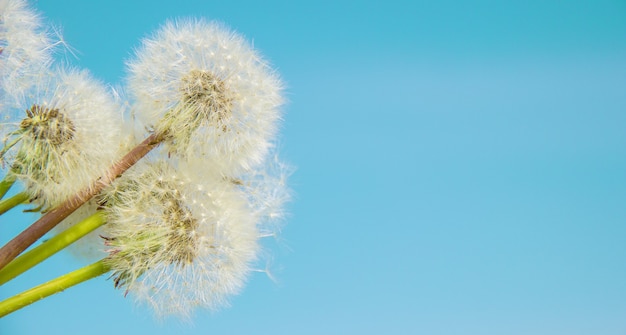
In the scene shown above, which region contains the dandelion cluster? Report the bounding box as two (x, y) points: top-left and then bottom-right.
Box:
(0, 0), (290, 319)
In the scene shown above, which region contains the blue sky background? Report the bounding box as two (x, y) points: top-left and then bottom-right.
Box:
(1, 0), (626, 334)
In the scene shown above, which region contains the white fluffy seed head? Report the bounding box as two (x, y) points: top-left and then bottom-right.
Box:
(8, 67), (126, 209)
(127, 19), (284, 175)
(102, 160), (260, 318)
(0, 0), (59, 106)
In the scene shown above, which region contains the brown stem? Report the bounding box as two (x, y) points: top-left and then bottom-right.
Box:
(0, 133), (162, 271)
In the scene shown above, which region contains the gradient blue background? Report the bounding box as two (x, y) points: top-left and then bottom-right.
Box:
(1, 0), (626, 334)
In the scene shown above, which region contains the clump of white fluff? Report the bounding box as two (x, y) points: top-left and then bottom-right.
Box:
(8, 68), (126, 209)
(127, 19), (284, 175)
(0, 0), (60, 106)
(102, 160), (260, 318)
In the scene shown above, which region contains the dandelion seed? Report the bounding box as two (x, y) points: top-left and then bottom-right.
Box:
(127, 19), (284, 174)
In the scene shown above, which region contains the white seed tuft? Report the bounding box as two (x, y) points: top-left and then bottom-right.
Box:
(8, 67), (126, 209)
(0, 0), (60, 107)
(102, 160), (259, 318)
(127, 19), (284, 175)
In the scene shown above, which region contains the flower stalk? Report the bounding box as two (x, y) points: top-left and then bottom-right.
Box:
(0, 174), (17, 200)
(0, 192), (28, 215)
(0, 133), (162, 271)
(0, 211), (106, 285)
(0, 260), (110, 317)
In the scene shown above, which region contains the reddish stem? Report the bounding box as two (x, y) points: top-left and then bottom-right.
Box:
(0, 133), (161, 270)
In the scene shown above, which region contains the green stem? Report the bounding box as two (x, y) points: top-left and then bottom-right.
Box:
(0, 174), (16, 200)
(0, 211), (106, 286)
(0, 133), (162, 271)
(0, 192), (28, 216)
(0, 260), (110, 318)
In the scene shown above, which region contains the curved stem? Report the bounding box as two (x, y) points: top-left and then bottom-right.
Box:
(0, 211), (106, 285)
(0, 192), (28, 216)
(0, 260), (110, 318)
(0, 133), (162, 271)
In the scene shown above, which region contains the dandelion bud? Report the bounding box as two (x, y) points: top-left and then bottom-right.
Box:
(102, 160), (259, 317)
(127, 19), (284, 174)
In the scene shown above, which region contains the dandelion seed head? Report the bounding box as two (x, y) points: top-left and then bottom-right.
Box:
(20, 104), (75, 145)
(0, 0), (58, 106)
(10, 68), (126, 208)
(103, 160), (259, 318)
(127, 19), (284, 174)
(180, 69), (233, 126)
